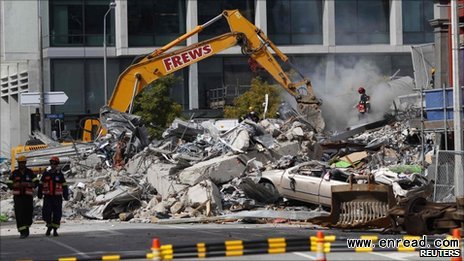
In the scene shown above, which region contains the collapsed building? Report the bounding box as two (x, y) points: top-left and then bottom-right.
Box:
(1, 77), (463, 236)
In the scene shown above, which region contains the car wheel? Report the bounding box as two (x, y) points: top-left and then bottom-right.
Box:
(260, 181), (280, 203)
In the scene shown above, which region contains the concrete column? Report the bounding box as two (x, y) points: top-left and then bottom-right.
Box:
(325, 54), (336, 95)
(255, 0), (267, 34)
(115, 0), (128, 55)
(430, 0), (450, 88)
(187, 0), (198, 109)
(323, 0), (335, 46)
(41, 0), (50, 48)
(390, 0), (403, 45)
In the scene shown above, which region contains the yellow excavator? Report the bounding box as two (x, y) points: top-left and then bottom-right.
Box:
(12, 10), (325, 172)
(82, 9), (325, 141)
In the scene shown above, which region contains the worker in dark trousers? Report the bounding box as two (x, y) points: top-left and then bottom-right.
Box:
(38, 156), (69, 237)
(6, 155), (39, 239)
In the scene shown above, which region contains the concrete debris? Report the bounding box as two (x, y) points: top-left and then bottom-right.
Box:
(1, 99), (443, 234)
(178, 155), (245, 186)
(162, 118), (205, 142)
(30, 130), (61, 147)
(373, 167), (433, 198)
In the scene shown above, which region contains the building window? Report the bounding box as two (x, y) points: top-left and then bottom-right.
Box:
(403, 0), (434, 44)
(334, 54), (413, 78)
(335, 0), (390, 45)
(51, 59), (129, 115)
(267, 0), (323, 45)
(287, 55), (326, 88)
(49, 0), (115, 47)
(198, 57), (253, 109)
(198, 0), (255, 41)
(128, 0), (186, 47)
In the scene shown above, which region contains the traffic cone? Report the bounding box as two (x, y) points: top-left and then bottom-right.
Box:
(151, 238), (161, 261)
(451, 228), (462, 261)
(316, 231), (327, 261)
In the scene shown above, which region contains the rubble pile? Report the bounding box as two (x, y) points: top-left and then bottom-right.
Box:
(0, 104), (436, 227)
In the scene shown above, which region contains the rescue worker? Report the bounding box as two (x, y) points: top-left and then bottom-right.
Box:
(239, 107), (260, 123)
(6, 155), (39, 238)
(38, 156), (69, 237)
(357, 87), (371, 115)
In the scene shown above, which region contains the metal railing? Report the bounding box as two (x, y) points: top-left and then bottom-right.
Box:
(208, 84), (251, 109)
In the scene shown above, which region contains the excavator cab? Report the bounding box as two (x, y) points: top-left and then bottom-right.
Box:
(81, 118), (106, 142)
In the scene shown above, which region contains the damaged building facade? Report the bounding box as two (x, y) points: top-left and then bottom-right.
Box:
(0, 0), (442, 158)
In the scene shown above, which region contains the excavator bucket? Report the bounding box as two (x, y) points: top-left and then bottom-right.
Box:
(297, 103), (325, 133)
(311, 183), (396, 229)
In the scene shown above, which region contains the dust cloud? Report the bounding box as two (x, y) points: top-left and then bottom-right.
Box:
(306, 60), (416, 132)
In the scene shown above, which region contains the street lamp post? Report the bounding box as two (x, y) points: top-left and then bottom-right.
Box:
(103, 1), (116, 105)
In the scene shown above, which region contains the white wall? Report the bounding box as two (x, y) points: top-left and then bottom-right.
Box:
(0, 0), (41, 158)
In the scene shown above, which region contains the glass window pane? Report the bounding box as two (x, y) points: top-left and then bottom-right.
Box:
(52, 60), (85, 114)
(50, 0), (115, 47)
(267, 0), (322, 45)
(168, 69), (188, 108)
(153, 0), (186, 45)
(223, 57), (252, 86)
(198, 0), (255, 41)
(403, 0), (434, 44)
(128, 0), (186, 47)
(198, 58), (223, 109)
(84, 60), (104, 113)
(84, 1), (109, 46)
(336, 0), (390, 45)
(403, 1), (422, 32)
(50, 0), (84, 46)
(128, 0), (155, 46)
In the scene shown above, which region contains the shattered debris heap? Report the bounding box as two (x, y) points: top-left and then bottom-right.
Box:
(0, 103), (449, 234)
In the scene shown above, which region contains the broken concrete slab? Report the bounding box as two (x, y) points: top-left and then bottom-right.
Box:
(273, 141), (300, 157)
(228, 129), (250, 151)
(186, 180), (222, 211)
(178, 155), (245, 186)
(145, 162), (189, 198)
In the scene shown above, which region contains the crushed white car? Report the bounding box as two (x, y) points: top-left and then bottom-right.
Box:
(258, 162), (348, 207)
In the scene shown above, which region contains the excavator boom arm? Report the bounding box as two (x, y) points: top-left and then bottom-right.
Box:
(108, 33), (241, 111)
(106, 9), (324, 132)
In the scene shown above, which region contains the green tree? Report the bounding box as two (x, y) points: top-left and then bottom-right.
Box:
(132, 75), (182, 138)
(224, 77), (282, 119)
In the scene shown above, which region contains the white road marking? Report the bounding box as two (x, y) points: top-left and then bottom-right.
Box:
(293, 252), (317, 260)
(46, 238), (91, 258)
(96, 228), (124, 235)
(165, 225), (226, 236)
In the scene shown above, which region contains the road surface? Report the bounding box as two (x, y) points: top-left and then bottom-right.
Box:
(0, 220), (450, 260)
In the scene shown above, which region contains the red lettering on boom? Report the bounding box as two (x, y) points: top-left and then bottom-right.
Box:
(172, 56), (182, 67)
(162, 44), (213, 72)
(163, 59), (173, 71)
(181, 53), (190, 63)
(189, 48), (202, 60)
